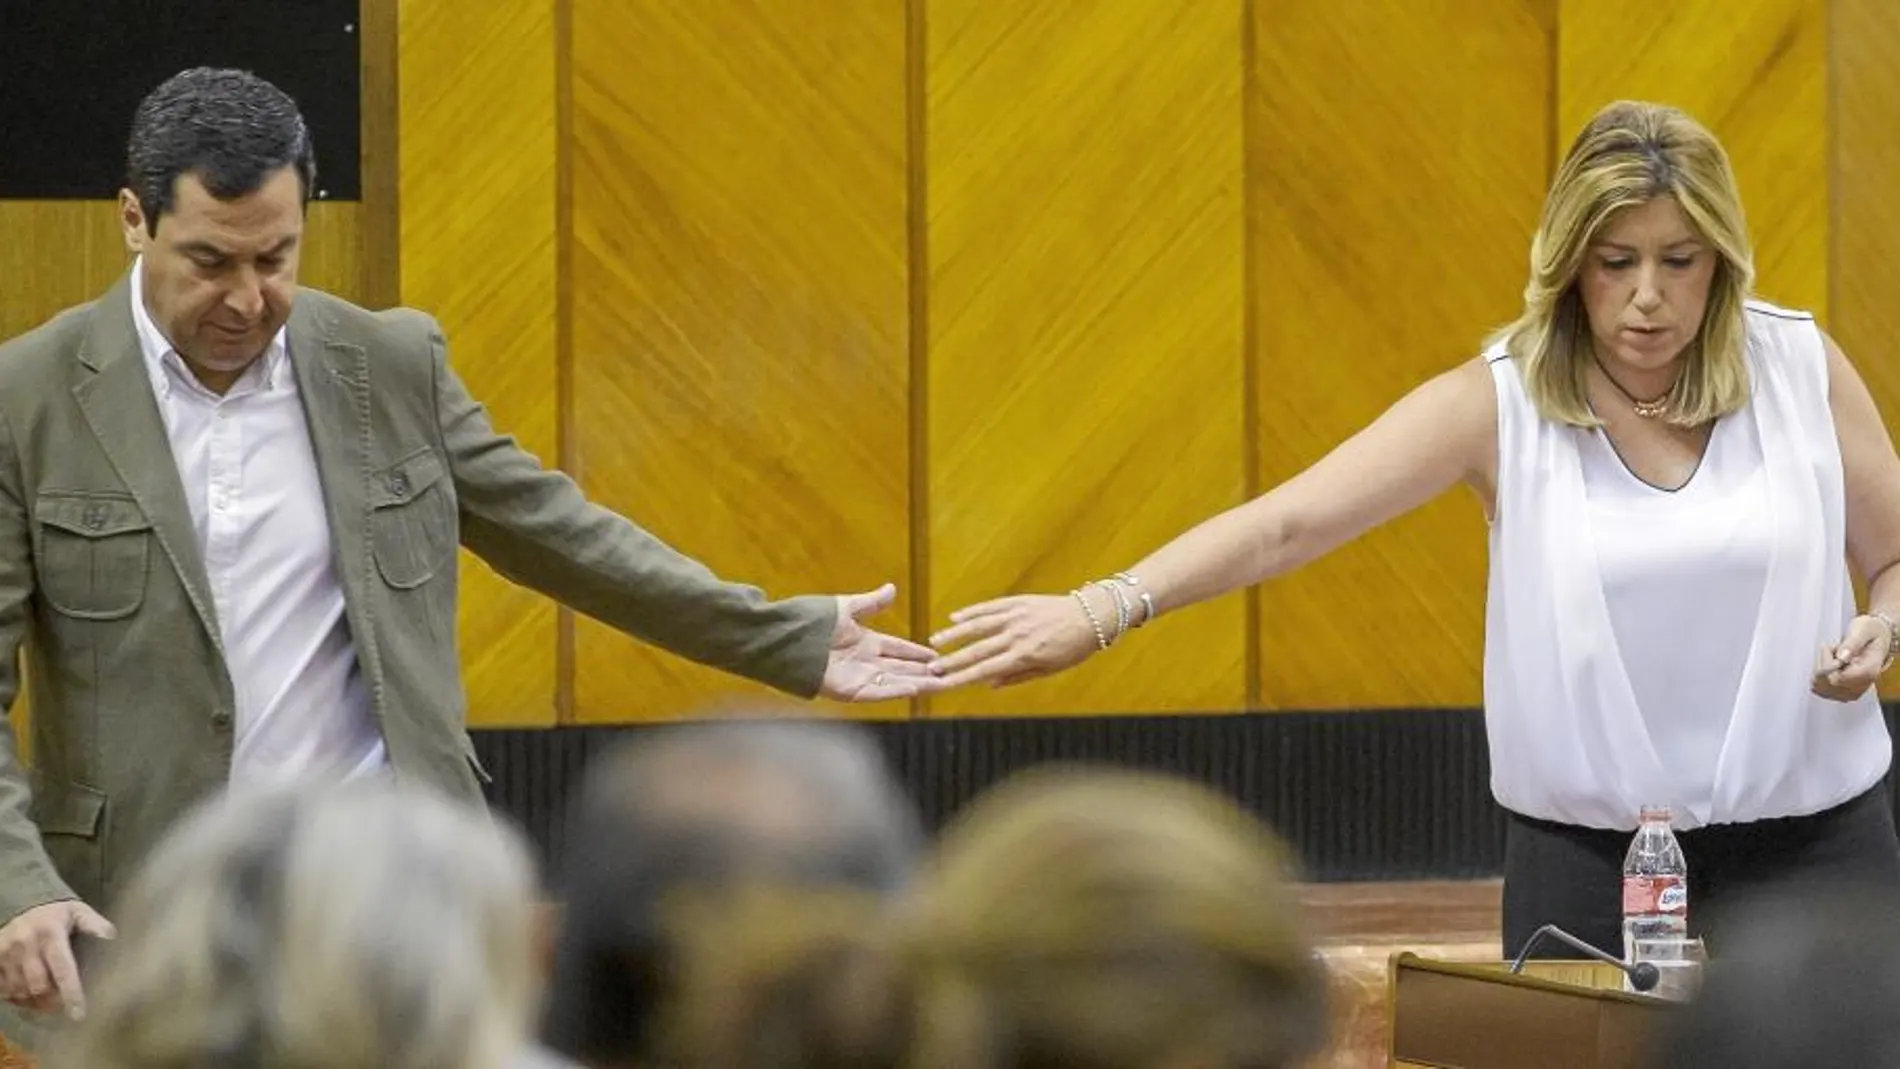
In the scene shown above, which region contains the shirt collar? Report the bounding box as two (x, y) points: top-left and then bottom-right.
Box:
(128, 255), (290, 397)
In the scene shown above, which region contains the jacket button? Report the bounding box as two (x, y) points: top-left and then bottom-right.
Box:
(212, 708), (233, 728)
(387, 471), (411, 497)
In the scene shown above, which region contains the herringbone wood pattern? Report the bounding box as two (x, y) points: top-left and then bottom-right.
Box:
(923, 0), (1248, 717)
(399, 0), (563, 726)
(1558, 0), (1828, 319)
(1250, 2), (1551, 709)
(523, 0), (1896, 719)
(567, 0), (912, 722)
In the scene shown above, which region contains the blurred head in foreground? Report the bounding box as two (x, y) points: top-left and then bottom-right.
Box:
(53, 777), (541, 1069)
(541, 715), (924, 1067)
(661, 764), (1331, 1069)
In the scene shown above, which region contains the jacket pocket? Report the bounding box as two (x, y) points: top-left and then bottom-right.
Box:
(34, 492), (154, 620)
(369, 448), (455, 590)
(27, 772), (106, 904)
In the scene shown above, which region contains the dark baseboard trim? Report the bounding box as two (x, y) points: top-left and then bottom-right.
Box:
(470, 703), (1900, 884)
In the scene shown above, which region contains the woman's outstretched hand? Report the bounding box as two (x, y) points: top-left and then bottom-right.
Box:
(928, 591), (1107, 689)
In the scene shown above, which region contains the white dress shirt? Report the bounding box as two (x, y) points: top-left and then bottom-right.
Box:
(130, 261), (387, 787)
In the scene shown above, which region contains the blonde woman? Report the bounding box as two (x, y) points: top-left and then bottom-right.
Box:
(47, 778), (544, 1069)
(659, 766), (1331, 1069)
(929, 100), (1900, 957)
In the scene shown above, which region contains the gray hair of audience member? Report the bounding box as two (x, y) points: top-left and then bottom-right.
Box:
(541, 715), (924, 1067)
(48, 776), (542, 1069)
(658, 764), (1331, 1069)
(1647, 880), (1900, 1068)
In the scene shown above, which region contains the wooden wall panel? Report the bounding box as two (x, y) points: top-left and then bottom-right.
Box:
(398, 0), (562, 727)
(1830, 0), (1900, 699)
(0, 205), (128, 340)
(924, 0), (1247, 716)
(568, 0), (911, 722)
(1558, 0), (1828, 320)
(1251, 3), (1551, 709)
(373, 0), (1868, 724)
(302, 204), (371, 303)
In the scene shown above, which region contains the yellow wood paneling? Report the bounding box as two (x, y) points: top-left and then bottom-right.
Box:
(369, 0), (1862, 723)
(567, 0), (912, 722)
(1251, 2), (1551, 709)
(0, 204), (129, 341)
(1830, 0), (1900, 700)
(1558, 0), (1827, 319)
(302, 204), (370, 304)
(924, 0), (1247, 716)
(398, 0), (562, 727)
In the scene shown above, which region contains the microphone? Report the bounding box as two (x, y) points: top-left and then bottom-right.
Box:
(1509, 924), (1660, 993)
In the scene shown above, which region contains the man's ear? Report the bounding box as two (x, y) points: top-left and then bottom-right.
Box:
(118, 190), (149, 254)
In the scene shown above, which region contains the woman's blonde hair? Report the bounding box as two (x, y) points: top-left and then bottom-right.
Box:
(1490, 99), (1756, 427)
(50, 777), (542, 1069)
(659, 766), (1331, 1069)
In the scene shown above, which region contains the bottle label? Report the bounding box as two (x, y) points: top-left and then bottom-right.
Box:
(1623, 875), (1687, 915)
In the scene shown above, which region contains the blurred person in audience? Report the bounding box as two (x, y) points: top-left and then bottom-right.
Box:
(656, 765), (1331, 1069)
(930, 98), (1900, 959)
(46, 776), (543, 1069)
(1646, 882), (1900, 1068)
(0, 63), (935, 1043)
(538, 715), (924, 1069)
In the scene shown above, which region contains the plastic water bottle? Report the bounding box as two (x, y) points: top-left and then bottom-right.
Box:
(1621, 805), (1689, 961)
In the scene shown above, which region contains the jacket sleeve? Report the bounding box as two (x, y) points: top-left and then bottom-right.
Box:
(426, 319), (837, 697)
(0, 406), (78, 922)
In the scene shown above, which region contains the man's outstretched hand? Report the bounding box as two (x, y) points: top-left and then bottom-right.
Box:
(819, 583), (943, 701)
(0, 899), (115, 1020)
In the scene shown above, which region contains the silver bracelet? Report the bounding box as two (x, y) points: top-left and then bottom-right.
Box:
(1093, 579), (1131, 641)
(1070, 589), (1110, 651)
(1112, 571), (1157, 628)
(1871, 610), (1900, 673)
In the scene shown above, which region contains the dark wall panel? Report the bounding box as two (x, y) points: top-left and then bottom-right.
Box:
(474, 705), (1900, 885)
(474, 709), (1509, 884)
(0, 1), (362, 199)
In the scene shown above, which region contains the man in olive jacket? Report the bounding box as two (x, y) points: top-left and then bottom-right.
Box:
(0, 67), (938, 1044)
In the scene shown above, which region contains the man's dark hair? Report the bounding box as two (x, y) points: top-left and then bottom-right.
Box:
(539, 718), (923, 1067)
(124, 67), (318, 235)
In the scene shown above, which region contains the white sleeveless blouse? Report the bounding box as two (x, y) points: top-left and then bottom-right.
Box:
(1484, 300), (1890, 831)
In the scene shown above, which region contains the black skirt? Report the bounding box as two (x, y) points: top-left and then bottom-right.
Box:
(1500, 777), (1900, 960)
